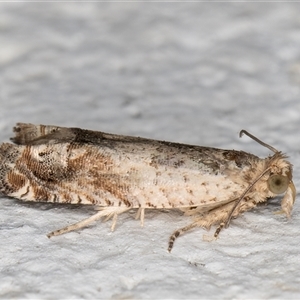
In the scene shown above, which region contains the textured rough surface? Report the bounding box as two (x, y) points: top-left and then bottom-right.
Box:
(0, 3), (300, 299)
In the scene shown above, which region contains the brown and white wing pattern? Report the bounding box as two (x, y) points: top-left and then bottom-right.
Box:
(0, 123), (296, 251)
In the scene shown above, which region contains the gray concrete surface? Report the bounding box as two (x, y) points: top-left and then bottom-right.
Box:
(0, 3), (300, 299)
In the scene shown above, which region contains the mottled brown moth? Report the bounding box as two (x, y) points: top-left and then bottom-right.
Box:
(0, 123), (296, 251)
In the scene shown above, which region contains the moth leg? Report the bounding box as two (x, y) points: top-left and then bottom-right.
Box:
(169, 203), (236, 252)
(47, 207), (130, 238)
(214, 222), (225, 237)
(168, 219), (221, 252)
(95, 206), (131, 230)
(135, 208), (145, 226)
(110, 208), (131, 231)
(168, 222), (199, 252)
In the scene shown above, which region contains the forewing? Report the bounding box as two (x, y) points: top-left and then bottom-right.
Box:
(3, 124), (263, 209)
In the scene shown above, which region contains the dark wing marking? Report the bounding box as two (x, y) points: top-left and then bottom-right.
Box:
(10, 123), (260, 171)
(11, 123), (67, 145)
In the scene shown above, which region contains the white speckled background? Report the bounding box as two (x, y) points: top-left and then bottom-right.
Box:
(0, 3), (300, 299)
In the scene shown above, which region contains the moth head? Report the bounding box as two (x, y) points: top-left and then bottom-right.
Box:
(267, 155), (294, 194)
(240, 130), (296, 218)
(266, 159), (296, 218)
(223, 130), (297, 229)
(239, 130), (295, 198)
(267, 174), (290, 195)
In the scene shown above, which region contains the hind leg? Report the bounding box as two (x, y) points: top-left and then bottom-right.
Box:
(168, 203), (236, 252)
(168, 221), (199, 252)
(47, 206), (130, 237)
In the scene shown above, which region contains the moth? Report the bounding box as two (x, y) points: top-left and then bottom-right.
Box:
(0, 123), (296, 251)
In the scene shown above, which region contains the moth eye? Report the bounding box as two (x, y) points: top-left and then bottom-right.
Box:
(267, 175), (289, 194)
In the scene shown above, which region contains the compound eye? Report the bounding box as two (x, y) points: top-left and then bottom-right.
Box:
(267, 175), (289, 194)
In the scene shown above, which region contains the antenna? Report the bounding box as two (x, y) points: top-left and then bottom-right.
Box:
(239, 130), (278, 153)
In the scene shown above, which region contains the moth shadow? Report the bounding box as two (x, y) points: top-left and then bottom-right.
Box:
(3, 196), (92, 212)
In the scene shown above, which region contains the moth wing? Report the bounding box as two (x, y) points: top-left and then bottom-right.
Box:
(11, 123), (73, 145)
(10, 123), (153, 146)
(7, 123), (261, 212)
